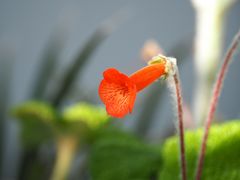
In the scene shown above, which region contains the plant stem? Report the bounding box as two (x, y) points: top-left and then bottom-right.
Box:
(195, 29), (240, 180)
(173, 71), (187, 180)
(51, 136), (78, 180)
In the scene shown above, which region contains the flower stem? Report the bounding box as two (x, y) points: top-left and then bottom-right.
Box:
(173, 72), (187, 180)
(51, 136), (78, 180)
(195, 29), (240, 180)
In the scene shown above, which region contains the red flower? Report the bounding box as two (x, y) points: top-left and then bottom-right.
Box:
(99, 55), (173, 118)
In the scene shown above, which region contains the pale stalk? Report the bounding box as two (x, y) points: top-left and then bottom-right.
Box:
(192, 0), (236, 125)
(51, 136), (78, 180)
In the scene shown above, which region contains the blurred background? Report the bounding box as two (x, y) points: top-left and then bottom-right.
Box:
(0, 0), (240, 179)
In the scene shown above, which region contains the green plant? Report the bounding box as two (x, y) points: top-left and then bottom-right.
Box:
(159, 120), (240, 180)
(90, 128), (162, 180)
(13, 101), (111, 180)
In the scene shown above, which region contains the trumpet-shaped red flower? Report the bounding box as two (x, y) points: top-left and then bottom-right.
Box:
(99, 55), (174, 118)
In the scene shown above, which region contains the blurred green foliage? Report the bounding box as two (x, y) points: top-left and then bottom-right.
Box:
(90, 128), (162, 180)
(13, 101), (58, 123)
(63, 103), (110, 130)
(159, 120), (240, 180)
(11, 94), (240, 180)
(90, 120), (240, 180)
(12, 101), (57, 148)
(12, 101), (110, 148)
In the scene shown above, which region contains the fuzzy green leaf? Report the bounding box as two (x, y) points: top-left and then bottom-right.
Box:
(159, 120), (240, 180)
(90, 129), (162, 180)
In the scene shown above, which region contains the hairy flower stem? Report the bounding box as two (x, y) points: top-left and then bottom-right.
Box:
(173, 72), (187, 180)
(195, 29), (240, 180)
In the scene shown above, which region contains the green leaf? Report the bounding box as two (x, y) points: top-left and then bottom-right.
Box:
(90, 128), (162, 180)
(63, 103), (110, 130)
(12, 101), (58, 123)
(159, 120), (240, 180)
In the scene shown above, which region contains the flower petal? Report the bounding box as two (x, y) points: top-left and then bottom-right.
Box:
(129, 63), (166, 91)
(103, 68), (130, 85)
(99, 68), (137, 118)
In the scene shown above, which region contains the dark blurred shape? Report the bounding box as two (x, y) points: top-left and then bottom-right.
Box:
(31, 30), (66, 99)
(0, 49), (14, 177)
(16, 30), (66, 179)
(134, 37), (193, 138)
(51, 17), (121, 107)
(13, 101), (57, 180)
